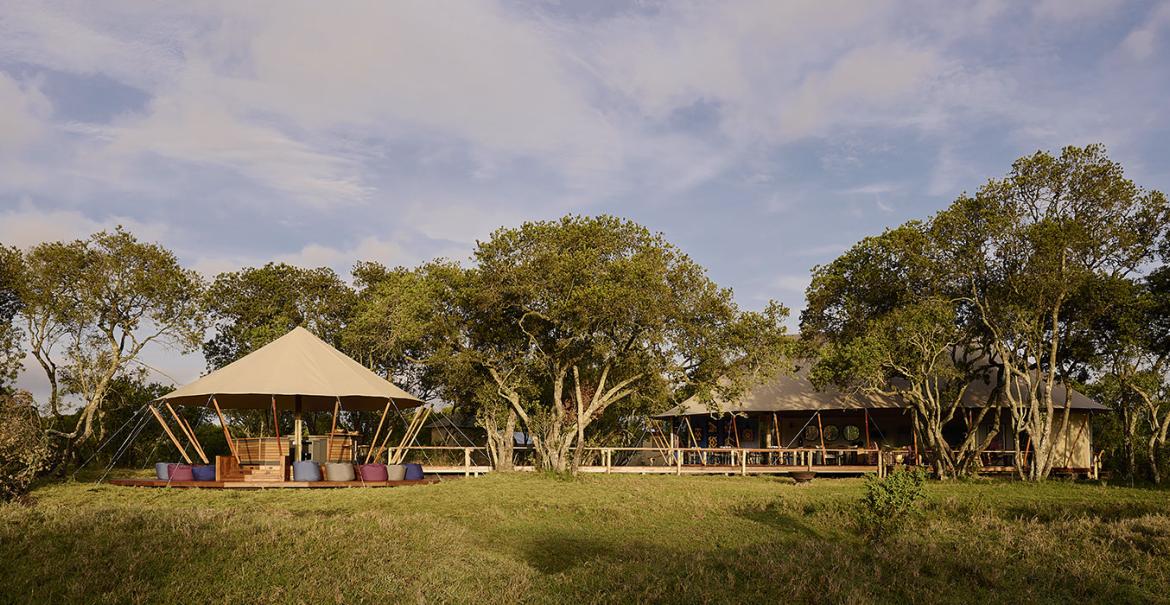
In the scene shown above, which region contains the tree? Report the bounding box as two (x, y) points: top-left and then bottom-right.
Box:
(204, 263), (355, 369)
(18, 229), (206, 463)
(938, 145), (1167, 480)
(1090, 269), (1170, 483)
(804, 225), (998, 478)
(466, 215), (790, 473)
(0, 246), (24, 394)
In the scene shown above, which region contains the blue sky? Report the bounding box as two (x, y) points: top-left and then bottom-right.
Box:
(2, 0), (1170, 398)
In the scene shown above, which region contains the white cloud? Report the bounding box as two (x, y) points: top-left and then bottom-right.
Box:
(0, 203), (169, 249)
(0, 72), (51, 156)
(773, 274), (811, 294)
(1120, 2), (1170, 60)
(1033, 0), (1124, 21)
(778, 43), (942, 140)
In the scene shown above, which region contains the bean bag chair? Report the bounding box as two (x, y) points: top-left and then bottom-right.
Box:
(167, 464), (194, 482)
(324, 463), (355, 482)
(155, 462), (172, 480)
(358, 464), (389, 482)
(191, 465), (216, 482)
(385, 464), (406, 481)
(403, 463), (424, 481)
(293, 460), (322, 482)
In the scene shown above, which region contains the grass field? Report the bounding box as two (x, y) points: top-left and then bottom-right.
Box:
(2, 473), (1169, 604)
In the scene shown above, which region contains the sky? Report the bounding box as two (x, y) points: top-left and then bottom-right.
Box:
(2, 0), (1170, 401)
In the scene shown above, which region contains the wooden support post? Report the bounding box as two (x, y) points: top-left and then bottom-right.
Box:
(816, 412), (826, 464)
(271, 395), (280, 442)
(164, 402), (207, 464)
(676, 449), (683, 475)
(464, 447), (472, 477)
(326, 398), (340, 463)
(149, 405), (193, 464)
(176, 413), (208, 464)
(211, 396), (239, 464)
(864, 408), (872, 449)
(605, 448), (612, 473)
(294, 394), (303, 463)
(731, 415), (741, 448)
(740, 448), (747, 476)
(365, 400), (392, 464)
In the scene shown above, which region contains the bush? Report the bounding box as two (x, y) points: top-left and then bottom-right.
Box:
(0, 391), (51, 501)
(856, 467), (927, 541)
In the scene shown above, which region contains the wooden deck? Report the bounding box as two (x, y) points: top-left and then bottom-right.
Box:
(109, 478), (439, 489)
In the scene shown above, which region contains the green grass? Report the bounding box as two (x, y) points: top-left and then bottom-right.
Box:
(3, 474), (1170, 604)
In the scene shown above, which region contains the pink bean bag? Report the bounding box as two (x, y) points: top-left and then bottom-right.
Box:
(357, 464), (388, 481)
(167, 464), (194, 482)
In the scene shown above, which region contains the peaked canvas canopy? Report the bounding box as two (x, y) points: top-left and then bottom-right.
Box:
(158, 326), (425, 412)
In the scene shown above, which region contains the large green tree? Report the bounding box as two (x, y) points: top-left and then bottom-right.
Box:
(940, 145), (1167, 479)
(468, 216), (790, 473)
(804, 224), (998, 478)
(18, 229), (206, 459)
(807, 145), (1168, 481)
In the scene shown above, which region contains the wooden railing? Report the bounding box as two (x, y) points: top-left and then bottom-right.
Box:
(392, 446), (887, 476)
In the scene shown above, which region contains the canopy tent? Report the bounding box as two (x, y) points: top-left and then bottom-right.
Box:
(158, 326), (425, 412)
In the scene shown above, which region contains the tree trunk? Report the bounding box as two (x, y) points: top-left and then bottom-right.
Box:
(483, 408), (516, 472)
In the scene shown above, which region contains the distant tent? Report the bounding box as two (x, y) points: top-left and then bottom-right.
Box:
(158, 326), (424, 411)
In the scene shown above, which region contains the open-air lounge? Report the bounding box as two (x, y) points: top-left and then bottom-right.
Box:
(110, 327), (436, 489)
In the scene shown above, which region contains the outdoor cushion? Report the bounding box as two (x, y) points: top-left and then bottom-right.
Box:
(385, 464), (406, 481)
(324, 463), (355, 482)
(155, 462), (171, 480)
(403, 463), (424, 481)
(293, 460), (322, 482)
(191, 465), (216, 481)
(167, 464), (194, 482)
(358, 464), (389, 482)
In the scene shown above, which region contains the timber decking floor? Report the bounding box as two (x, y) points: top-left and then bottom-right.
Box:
(108, 478), (439, 489)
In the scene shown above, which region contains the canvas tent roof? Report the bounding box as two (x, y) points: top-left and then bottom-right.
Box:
(157, 327), (425, 412)
(654, 360), (1108, 418)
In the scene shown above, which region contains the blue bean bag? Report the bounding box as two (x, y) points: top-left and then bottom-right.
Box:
(403, 463), (424, 481)
(293, 460), (322, 482)
(192, 465), (216, 482)
(155, 462), (172, 480)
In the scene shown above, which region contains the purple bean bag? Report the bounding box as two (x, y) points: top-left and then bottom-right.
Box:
(403, 463), (424, 481)
(293, 460), (322, 482)
(358, 464), (388, 482)
(191, 465), (216, 481)
(167, 464), (194, 482)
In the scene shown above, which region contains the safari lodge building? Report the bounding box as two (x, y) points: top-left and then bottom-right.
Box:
(651, 362), (1106, 478)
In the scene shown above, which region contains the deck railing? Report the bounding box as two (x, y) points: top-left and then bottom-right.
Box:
(390, 445), (889, 476)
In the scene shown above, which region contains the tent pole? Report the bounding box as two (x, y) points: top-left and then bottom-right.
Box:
(326, 398), (340, 463)
(864, 408), (872, 449)
(294, 394), (303, 463)
(149, 404), (193, 464)
(212, 396), (240, 465)
(271, 395), (280, 442)
(165, 402), (208, 464)
(366, 399), (392, 464)
(816, 411), (826, 462)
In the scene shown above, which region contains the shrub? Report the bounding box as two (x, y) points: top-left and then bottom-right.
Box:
(0, 391), (51, 502)
(856, 467), (927, 541)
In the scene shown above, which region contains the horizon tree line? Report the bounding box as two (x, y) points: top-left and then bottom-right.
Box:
(1, 144), (1168, 482)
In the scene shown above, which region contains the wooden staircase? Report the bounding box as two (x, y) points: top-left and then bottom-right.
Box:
(216, 452), (288, 482)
